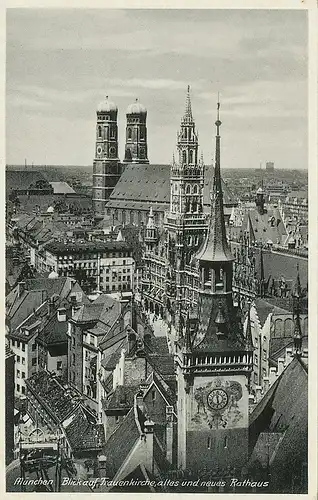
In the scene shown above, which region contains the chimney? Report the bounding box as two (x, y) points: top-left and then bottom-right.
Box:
(136, 390), (144, 411)
(285, 348), (293, 365)
(263, 377), (270, 393)
(277, 357), (285, 376)
(255, 385), (262, 402)
(166, 406), (174, 464)
(17, 281), (26, 298)
(269, 366), (277, 384)
(143, 418), (154, 473)
(48, 297), (55, 316)
(57, 307), (67, 322)
(127, 329), (136, 355)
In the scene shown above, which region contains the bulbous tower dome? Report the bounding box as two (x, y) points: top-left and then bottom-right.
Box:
(126, 99), (147, 116)
(97, 96), (118, 113)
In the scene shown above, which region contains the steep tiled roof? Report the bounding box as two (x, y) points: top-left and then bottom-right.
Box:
(25, 277), (70, 297)
(249, 357), (308, 493)
(64, 408), (105, 452)
(254, 298), (289, 327)
(6, 289), (47, 331)
(108, 164), (236, 211)
(26, 371), (80, 423)
(241, 207), (287, 245)
(103, 385), (139, 411)
(103, 407), (140, 477)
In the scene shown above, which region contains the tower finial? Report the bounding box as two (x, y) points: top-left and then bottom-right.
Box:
(183, 85), (193, 122)
(195, 96), (233, 263)
(216, 94), (221, 136)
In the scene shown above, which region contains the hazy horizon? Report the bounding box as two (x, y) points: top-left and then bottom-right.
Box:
(6, 9), (308, 169)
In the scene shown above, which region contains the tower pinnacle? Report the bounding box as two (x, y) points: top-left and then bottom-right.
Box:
(196, 100), (233, 262)
(183, 85), (193, 123)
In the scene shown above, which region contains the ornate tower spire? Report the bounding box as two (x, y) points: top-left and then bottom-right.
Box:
(196, 100), (233, 263)
(183, 85), (193, 123)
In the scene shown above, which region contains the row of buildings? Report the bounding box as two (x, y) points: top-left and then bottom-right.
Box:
(5, 88), (308, 493)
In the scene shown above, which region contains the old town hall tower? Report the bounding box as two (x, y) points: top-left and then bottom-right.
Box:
(176, 102), (253, 473)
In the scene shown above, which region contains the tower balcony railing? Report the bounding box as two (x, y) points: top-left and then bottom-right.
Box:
(181, 353), (253, 372)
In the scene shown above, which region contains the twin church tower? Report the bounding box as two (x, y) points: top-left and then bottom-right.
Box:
(92, 97), (149, 214)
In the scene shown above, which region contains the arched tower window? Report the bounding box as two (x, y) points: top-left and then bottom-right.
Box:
(193, 184), (198, 194)
(128, 128), (132, 140)
(98, 126), (102, 138)
(186, 184), (191, 195)
(182, 150), (187, 164)
(189, 150), (193, 164)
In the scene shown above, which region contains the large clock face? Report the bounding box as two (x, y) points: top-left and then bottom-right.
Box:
(207, 389), (228, 410)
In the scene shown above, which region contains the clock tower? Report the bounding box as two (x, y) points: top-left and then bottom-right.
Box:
(165, 86), (207, 332)
(93, 96), (122, 215)
(176, 101), (253, 474)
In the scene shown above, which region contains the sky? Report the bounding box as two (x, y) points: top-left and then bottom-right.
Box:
(6, 9), (308, 169)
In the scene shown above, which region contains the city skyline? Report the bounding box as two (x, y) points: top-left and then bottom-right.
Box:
(6, 9), (308, 168)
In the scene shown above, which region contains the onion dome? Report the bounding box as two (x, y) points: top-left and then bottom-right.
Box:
(97, 96), (118, 113)
(127, 98), (147, 115)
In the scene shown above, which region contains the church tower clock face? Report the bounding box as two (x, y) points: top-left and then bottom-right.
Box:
(207, 388), (228, 410)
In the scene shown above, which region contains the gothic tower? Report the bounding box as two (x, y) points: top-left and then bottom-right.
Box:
(124, 99), (149, 164)
(165, 86), (207, 329)
(93, 96), (122, 215)
(176, 101), (253, 473)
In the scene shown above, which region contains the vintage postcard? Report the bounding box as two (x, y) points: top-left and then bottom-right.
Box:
(3, 2), (317, 497)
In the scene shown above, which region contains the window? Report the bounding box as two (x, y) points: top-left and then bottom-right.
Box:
(263, 349), (267, 361)
(21, 357), (25, 365)
(128, 128), (132, 140)
(11, 339), (15, 347)
(151, 390), (156, 404)
(57, 361), (62, 371)
(17, 369), (20, 378)
(32, 358), (37, 366)
(32, 343), (36, 351)
(193, 184), (198, 194)
(254, 354), (258, 364)
(16, 355), (20, 363)
(123, 260), (126, 265)
(22, 372), (25, 379)
(17, 341), (20, 349)
(21, 342), (25, 352)
(262, 368), (266, 378)
(22, 386), (26, 395)
(72, 354), (75, 365)
(186, 184), (191, 194)
(17, 384), (20, 393)
(207, 437), (212, 449)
